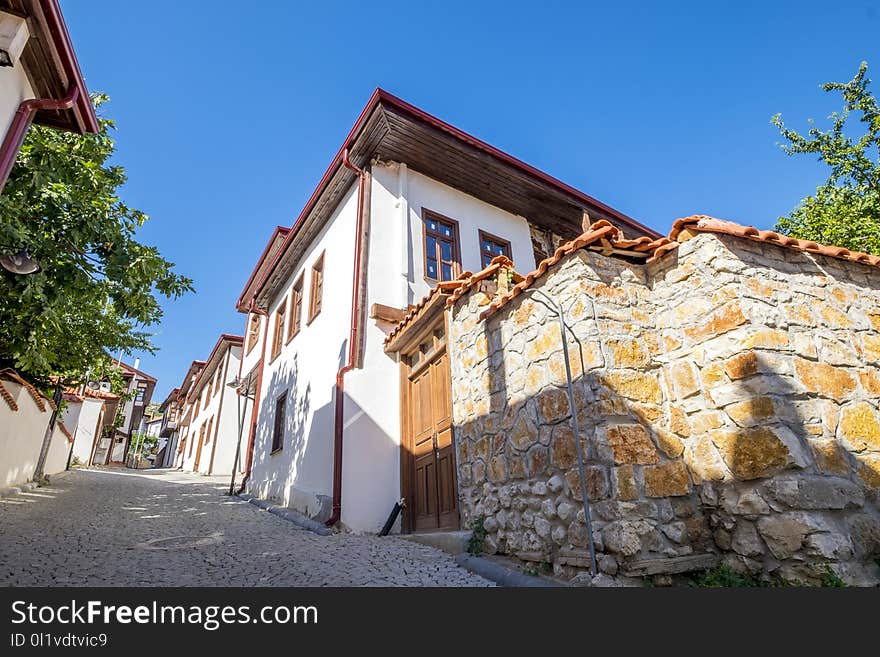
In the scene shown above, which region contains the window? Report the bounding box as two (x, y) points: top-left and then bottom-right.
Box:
(205, 417), (214, 444)
(271, 298), (286, 360)
(308, 252), (324, 323)
(287, 275), (303, 343)
(214, 364), (223, 396)
(202, 387), (209, 410)
(271, 392), (287, 453)
(478, 230), (512, 269)
(423, 210), (461, 282)
(246, 314), (260, 354)
(134, 382), (147, 405)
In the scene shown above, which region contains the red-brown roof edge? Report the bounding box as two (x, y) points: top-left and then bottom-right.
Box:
(236, 225), (291, 312)
(251, 88), (660, 307)
(39, 0), (98, 133)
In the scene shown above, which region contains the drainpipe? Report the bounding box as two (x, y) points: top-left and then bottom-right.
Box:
(0, 85), (79, 192)
(326, 147), (370, 527)
(235, 301), (269, 494)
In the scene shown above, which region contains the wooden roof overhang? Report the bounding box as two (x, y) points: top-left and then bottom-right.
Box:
(1, 0), (98, 134)
(253, 89), (659, 310)
(186, 335), (242, 403)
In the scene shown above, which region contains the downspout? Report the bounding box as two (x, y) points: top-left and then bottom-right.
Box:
(326, 147), (371, 527)
(0, 85), (79, 192)
(236, 302), (269, 494)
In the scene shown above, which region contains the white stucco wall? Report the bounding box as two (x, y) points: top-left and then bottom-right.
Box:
(0, 59), (34, 153)
(0, 381), (69, 487)
(247, 184), (359, 518)
(179, 344), (244, 476)
(243, 162), (542, 532)
(70, 399), (103, 465)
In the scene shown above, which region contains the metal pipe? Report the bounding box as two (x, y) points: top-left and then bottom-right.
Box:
(228, 371), (254, 496)
(235, 302), (269, 495)
(0, 85), (79, 191)
(325, 147), (370, 527)
(528, 288), (598, 575)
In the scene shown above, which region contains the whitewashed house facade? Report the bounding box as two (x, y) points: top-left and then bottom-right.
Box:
(178, 335), (245, 477)
(236, 90), (658, 533)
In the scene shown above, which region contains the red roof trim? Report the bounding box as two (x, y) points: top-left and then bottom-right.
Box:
(236, 225), (291, 312)
(252, 88), (660, 306)
(187, 334), (243, 402)
(38, 0), (99, 133)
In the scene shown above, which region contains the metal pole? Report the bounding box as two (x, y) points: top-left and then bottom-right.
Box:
(530, 289), (598, 575)
(228, 372), (251, 496)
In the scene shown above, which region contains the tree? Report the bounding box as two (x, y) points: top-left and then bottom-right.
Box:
(772, 62), (880, 254)
(0, 95), (192, 388)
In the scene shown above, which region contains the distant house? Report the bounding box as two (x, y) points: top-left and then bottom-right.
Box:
(0, 0), (98, 192)
(155, 387), (180, 468)
(169, 360), (205, 469)
(232, 89), (658, 532)
(176, 335), (245, 477)
(87, 359), (156, 466)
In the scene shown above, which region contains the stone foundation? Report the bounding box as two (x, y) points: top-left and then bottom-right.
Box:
(448, 232), (880, 585)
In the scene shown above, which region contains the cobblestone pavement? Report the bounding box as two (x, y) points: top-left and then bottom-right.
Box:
(0, 469), (492, 587)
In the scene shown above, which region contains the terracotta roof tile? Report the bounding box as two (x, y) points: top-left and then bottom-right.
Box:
(0, 369), (53, 412)
(81, 386), (120, 401)
(479, 220), (675, 320)
(383, 283), (459, 347)
(63, 391), (84, 403)
(670, 215), (880, 268)
(0, 380), (18, 411)
(443, 255), (524, 308)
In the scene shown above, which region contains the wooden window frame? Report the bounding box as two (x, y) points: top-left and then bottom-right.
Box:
(287, 274), (304, 343)
(421, 209), (462, 283)
(271, 391), (287, 454)
(202, 387), (209, 411)
(270, 298), (286, 361)
(246, 313), (260, 355)
(307, 252), (325, 325)
(478, 229), (512, 269)
(205, 416), (214, 444)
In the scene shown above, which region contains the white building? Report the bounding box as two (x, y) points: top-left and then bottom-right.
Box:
(178, 335), (246, 477)
(236, 90), (659, 533)
(0, 0), (97, 192)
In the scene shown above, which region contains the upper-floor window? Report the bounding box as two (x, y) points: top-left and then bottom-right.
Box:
(202, 387), (209, 410)
(423, 210), (461, 282)
(288, 275), (303, 342)
(246, 314), (260, 354)
(214, 364), (223, 396)
(205, 416), (214, 444)
(271, 391), (287, 454)
(308, 252), (324, 323)
(134, 383), (148, 405)
(271, 299), (286, 361)
(479, 230), (512, 269)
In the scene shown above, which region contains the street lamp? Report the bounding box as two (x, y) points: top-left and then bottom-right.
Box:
(227, 372), (255, 496)
(0, 247), (40, 275)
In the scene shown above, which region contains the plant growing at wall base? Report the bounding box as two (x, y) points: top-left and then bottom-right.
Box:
(772, 61), (880, 255)
(466, 516), (487, 555)
(0, 94), (193, 387)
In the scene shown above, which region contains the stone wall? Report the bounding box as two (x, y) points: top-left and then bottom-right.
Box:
(448, 232), (880, 584)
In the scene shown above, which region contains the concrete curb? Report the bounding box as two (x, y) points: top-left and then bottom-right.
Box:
(454, 554), (562, 587)
(0, 481), (39, 499)
(238, 494), (332, 536)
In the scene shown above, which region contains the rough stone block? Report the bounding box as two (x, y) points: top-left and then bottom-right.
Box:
(644, 460), (691, 497)
(605, 424), (659, 465)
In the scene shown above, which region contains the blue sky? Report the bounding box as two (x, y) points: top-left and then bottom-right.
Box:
(61, 0), (880, 400)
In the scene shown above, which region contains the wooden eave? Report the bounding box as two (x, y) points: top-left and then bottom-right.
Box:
(1, 0), (98, 133)
(383, 289), (448, 355)
(254, 90), (658, 309)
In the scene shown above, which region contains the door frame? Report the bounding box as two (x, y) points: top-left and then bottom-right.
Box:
(397, 310), (460, 533)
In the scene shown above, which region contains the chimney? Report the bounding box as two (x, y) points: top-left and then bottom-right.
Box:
(133, 357), (140, 370)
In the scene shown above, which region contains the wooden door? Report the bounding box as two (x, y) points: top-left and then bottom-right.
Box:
(404, 322), (459, 532)
(193, 425), (205, 471)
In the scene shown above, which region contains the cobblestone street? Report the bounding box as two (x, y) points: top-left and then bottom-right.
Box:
(0, 469), (491, 587)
